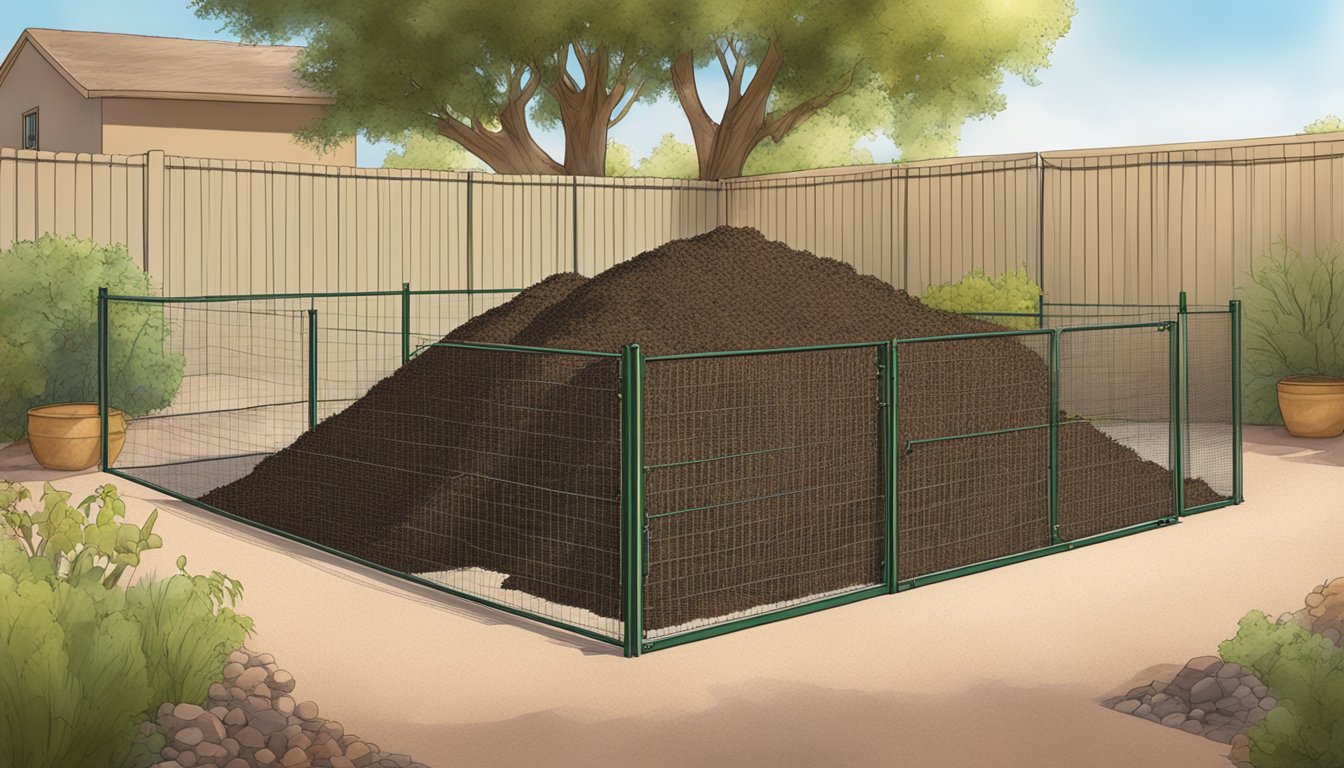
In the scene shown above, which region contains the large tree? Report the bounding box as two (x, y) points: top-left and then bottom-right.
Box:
(192, 0), (665, 175)
(662, 0), (1074, 178)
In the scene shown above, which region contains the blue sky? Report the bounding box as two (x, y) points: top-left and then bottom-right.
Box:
(4, 0), (1343, 166)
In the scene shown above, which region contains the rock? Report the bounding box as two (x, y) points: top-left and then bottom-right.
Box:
(283, 724), (304, 740)
(1142, 713), (1161, 723)
(196, 715), (227, 743)
(1307, 593), (1326, 608)
(296, 701), (320, 721)
(208, 683), (229, 701)
(323, 722), (345, 741)
(1218, 677), (1241, 696)
(224, 708), (247, 727)
(223, 662), (246, 681)
(155, 763), (184, 768)
(221, 737), (239, 758)
(272, 671), (297, 693)
(1252, 685), (1268, 698)
(301, 720), (323, 734)
(252, 709), (289, 736)
(1207, 726), (1241, 744)
(385, 756), (412, 768)
(275, 696), (296, 717)
(291, 732), (313, 752)
(1160, 712), (1186, 727)
(1190, 678), (1221, 705)
(1114, 699), (1141, 715)
(174, 728), (205, 749)
(229, 688), (246, 703)
(159, 702), (177, 718)
(1178, 719), (1204, 734)
(177, 752), (198, 767)
(281, 747), (310, 768)
(162, 746), (180, 760)
(1230, 734), (1253, 766)
(1231, 685), (1252, 700)
(1134, 703), (1152, 716)
(1215, 696), (1244, 712)
(225, 760), (249, 768)
(236, 667), (268, 692)
(244, 696), (274, 715)
(250, 653), (276, 668)
(330, 759), (356, 768)
(196, 742), (228, 761)
(1189, 708), (1206, 720)
(236, 726), (266, 749)
(1261, 696), (1278, 710)
(255, 748), (277, 766)
(1205, 713), (1232, 726)
(1152, 697), (1188, 718)
(345, 742), (372, 762)
(1217, 663), (1242, 679)
(209, 706), (229, 721)
(1126, 684), (1156, 698)
(1246, 708), (1268, 724)
(255, 683), (273, 700)
(230, 650), (249, 665)
(267, 732), (289, 757)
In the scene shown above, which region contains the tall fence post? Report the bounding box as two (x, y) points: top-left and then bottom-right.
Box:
(1048, 329), (1061, 544)
(98, 287), (110, 471)
(400, 282), (411, 364)
(620, 343), (646, 657)
(883, 341), (899, 592)
(466, 171), (475, 318)
(307, 308), (318, 431)
(571, 177), (579, 274)
(1036, 153), (1046, 298)
(1168, 319), (1184, 519)
(143, 150), (165, 281)
(1178, 290), (1191, 502)
(1230, 298), (1243, 504)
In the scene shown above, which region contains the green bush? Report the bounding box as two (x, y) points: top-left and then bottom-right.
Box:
(1220, 610), (1344, 768)
(1240, 240), (1344, 425)
(920, 266), (1043, 330)
(0, 235), (184, 441)
(0, 480), (252, 768)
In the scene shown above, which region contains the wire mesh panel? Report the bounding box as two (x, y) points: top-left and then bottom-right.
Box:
(108, 299), (311, 497)
(895, 332), (1052, 581)
(1056, 324), (1176, 540)
(642, 346), (885, 639)
(1183, 310), (1236, 501)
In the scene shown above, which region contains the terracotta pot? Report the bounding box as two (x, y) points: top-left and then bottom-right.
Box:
(26, 403), (126, 471)
(1277, 375), (1344, 438)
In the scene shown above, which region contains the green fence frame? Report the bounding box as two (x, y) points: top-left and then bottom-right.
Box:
(96, 287), (1243, 657)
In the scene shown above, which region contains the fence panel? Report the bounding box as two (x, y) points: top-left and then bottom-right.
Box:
(1182, 308), (1238, 506)
(1055, 323), (1177, 541)
(894, 331), (1052, 582)
(641, 345), (886, 641)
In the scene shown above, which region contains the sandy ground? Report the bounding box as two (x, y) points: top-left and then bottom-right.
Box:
(2, 426), (1339, 768)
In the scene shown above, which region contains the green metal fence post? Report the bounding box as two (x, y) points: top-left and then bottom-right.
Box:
(1230, 299), (1243, 504)
(400, 282), (411, 364)
(307, 308), (318, 430)
(883, 341), (898, 592)
(1038, 294), (1046, 330)
(1168, 319), (1184, 520)
(1048, 328), (1061, 543)
(620, 343), (646, 657)
(98, 287), (109, 471)
(1178, 290), (1191, 511)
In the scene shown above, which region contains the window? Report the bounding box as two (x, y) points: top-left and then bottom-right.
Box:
(22, 109), (37, 150)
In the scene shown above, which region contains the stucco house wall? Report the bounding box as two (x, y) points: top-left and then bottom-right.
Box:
(0, 38), (101, 153)
(101, 98), (353, 164)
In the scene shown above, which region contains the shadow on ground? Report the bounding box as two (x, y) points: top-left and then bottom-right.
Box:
(1244, 425), (1344, 468)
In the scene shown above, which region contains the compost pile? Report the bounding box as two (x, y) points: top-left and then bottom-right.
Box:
(203, 226), (1224, 631)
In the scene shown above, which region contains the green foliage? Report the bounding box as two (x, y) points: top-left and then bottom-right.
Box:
(127, 555), (250, 707)
(920, 268), (1043, 330)
(0, 481), (163, 590)
(1220, 611), (1344, 768)
(1239, 241), (1344, 425)
(742, 110), (876, 176)
(1302, 115), (1344, 135)
(383, 130), (490, 172)
(0, 235), (184, 441)
(0, 480), (252, 768)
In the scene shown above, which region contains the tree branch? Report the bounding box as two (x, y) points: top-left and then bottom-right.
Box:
(608, 80), (645, 127)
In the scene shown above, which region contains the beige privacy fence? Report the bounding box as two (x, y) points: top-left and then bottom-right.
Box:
(3, 131), (1343, 303)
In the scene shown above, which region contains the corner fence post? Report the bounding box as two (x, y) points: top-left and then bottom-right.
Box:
(1230, 299), (1243, 504)
(882, 341), (898, 592)
(307, 308), (318, 431)
(401, 282), (411, 364)
(98, 287), (109, 471)
(1169, 316), (1184, 519)
(620, 343), (646, 657)
(1048, 329), (1061, 544)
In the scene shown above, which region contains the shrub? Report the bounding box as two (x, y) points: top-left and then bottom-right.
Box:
(1240, 240), (1344, 425)
(0, 235), (185, 441)
(1220, 610), (1344, 768)
(920, 266), (1043, 330)
(0, 480), (252, 768)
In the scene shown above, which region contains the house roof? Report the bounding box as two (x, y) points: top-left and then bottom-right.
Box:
(0, 28), (334, 105)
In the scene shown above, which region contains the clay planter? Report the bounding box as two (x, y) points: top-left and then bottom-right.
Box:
(26, 403), (126, 470)
(1277, 375), (1344, 438)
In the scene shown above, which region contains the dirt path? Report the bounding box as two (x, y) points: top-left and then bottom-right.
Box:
(2, 426), (1337, 768)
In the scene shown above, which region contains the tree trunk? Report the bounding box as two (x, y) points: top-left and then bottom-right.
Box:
(671, 41), (853, 180)
(547, 44), (641, 177)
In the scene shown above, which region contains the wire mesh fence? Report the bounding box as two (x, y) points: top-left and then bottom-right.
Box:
(98, 289), (1242, 655)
